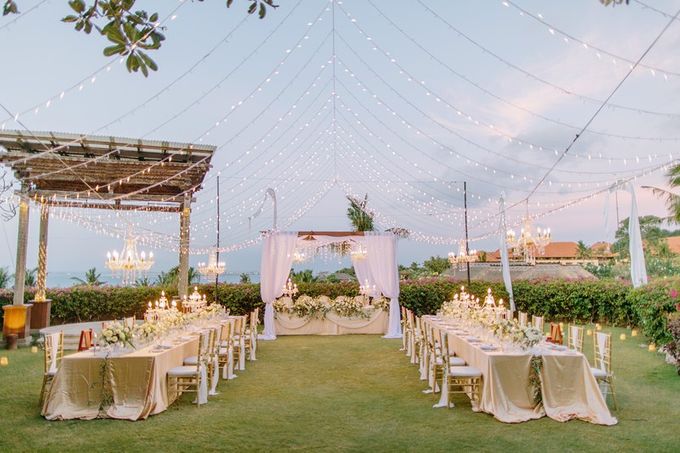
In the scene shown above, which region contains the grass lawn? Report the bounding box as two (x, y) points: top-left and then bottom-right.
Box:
(0, 325), (678, 452)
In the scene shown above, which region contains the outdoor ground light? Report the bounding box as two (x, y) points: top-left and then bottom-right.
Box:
(31, 346), (38, 353)
(631, 329), (638, 337)
(648, 343), (657, 352)
(0, 356), (8, 366)
(619, 334), (626, 341)
(586, 329), (592, 336)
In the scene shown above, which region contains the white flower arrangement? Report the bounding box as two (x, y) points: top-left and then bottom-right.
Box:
(522, 326), (543, 348)
(332, 295), (368, 319)
(134, 321), (160, 342)
(273, 296), (294, 314)
(100, 321), (135, 348)
(292, 294), (327, 319)
(372, 296), (390, 311)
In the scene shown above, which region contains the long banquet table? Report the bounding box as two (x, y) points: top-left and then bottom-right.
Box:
(274, 310), (388, 335)
(424, 316), (617, 426)
(43, 336), (199, 420)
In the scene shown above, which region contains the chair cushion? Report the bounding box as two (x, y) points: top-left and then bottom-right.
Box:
(220, 340), (230, 347)
(183, 356), (198, 365)
(591, 367), (608, 379)
(449, 356), (466, 366)
(218, 348), (229, 355)
(449, 366), (482, 378)
(46, 369), (58, 377)
(168, 365), (199, 377)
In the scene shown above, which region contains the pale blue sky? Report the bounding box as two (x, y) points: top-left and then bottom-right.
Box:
(1, 0), (678, 284)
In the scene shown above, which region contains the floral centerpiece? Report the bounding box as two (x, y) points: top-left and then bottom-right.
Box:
(292, 294), (328, 319)
(134, 321), (160, 343)
(332, 295), (369, 319)
(517, 326), (543, 350)
(372, 296), (390, 311)
(100, 321), (135, 349)
(273, 296), (294, 314)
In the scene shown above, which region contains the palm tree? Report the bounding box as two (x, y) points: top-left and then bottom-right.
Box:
(576, 241), (592, 259)
(0, 266), (11, 289)
(346, 194), (375, 232)
(156, 266), (199, 287)
(239, 273), (251, 284)
(135, 276), (151, 287)
(291, 269), (316, 284)
(643, 165), (680, 222)
(71, 267), (104, 286)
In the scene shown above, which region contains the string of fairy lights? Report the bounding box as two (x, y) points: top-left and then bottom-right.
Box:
(1, 0), (679, 270)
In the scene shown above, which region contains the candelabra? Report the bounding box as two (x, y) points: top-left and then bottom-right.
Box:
(282, 277), (299, 298)
(448, 240), (478, 270)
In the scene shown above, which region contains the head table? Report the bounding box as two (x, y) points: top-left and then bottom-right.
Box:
(274, 310), (388, 335)
(42, 316), (237, 421)
(424, 315), (617, 425)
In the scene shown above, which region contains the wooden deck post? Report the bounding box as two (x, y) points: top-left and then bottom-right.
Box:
(35, 202), (49, 302)
(13, 193), (29, 306)
(178, 194), (191, 298)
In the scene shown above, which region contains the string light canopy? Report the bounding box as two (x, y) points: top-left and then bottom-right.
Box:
(106, 227), (155, 285)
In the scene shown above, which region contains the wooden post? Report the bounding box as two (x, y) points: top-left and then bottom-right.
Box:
(35, 202), (49, 302)
(13, 193), (29, 306)
(178, 194), (191, 298)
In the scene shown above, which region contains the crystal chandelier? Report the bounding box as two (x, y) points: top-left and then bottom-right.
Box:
(197, 248), (226, 279)
(292, 249), (307, 263)
(106, 229), (154, 285)
(448, 240), (477, 269)
(506, 215), (551, 265)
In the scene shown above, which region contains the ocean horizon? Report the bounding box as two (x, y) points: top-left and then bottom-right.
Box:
(41, 271), (261, 288)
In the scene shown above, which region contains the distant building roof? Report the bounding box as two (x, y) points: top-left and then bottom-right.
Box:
(665, 236), (680, 254)
(482, 241), (614, 262)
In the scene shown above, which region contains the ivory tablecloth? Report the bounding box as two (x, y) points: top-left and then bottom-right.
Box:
(42, 337), (199, 421)
(425, 316), (617, 425)
(274, 311), (388, 335)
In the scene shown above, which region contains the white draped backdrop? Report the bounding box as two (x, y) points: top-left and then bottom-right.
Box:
(260, 231), (402, 340)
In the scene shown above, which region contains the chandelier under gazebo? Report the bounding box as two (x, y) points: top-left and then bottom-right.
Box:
(506, 216), (551, 265)
(350, 242), (367, 261)
(105, 229), (154, 285)
(197, 248), (226, 279)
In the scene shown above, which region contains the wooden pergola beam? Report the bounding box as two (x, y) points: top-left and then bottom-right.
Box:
(43, 200), (182, 213)
(296, 231), (366, 237)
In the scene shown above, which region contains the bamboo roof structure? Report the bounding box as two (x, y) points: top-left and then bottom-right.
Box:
(0, 130), (216, 212)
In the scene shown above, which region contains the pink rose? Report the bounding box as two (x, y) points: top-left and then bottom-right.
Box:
(671, 289), (678, 300)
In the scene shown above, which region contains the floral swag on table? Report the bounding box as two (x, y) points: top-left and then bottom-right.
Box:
(274, 294), (390, 320)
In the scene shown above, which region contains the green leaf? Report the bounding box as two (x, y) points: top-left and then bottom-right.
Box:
(248, 2), (257, 14)
(259, 3), (266, 19)
(149, 12), (158, 22)
(226, 0), (234, 8)
(62, 15), (79, 23)
(68, 0), (85, 14)
(103, 44), (125, 57)
(106, 27), (127, 45)
(138, 50), (158, 72)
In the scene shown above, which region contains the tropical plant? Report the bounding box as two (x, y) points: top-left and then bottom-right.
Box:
(155, 266), (199, 287)
(135, 276), (151, 287)
(346, 194), (375, 232)
(0, 266), (11, 289)
(240, 273), (251, 284)
(576, 241), (592, 259)
(71, 267), (104, 286)
(291, 269), (317, 284)
(423, 256), (450, 276)
(2, 0), (277, 76)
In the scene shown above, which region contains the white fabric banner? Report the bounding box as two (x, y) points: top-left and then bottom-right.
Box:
(498, 197), (515, 311)
(260, 231), (298, 339)
(628, 184), (648, 288)
(364, 232), (402, 338)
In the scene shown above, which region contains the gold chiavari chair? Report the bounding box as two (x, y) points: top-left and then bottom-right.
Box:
(124, 316), (135, 329)
(518, 311), (528, 327)
(232, 315), (247, 370)
(244, 309), (259, 361)
(184, 327), (220, 394)
(406, 310), (417, 361)
(532, 315), (544, 333)
(218, 321), (233, 379)
(400, 306), (408, 351)
(168, 330), (211, 406)
(546, 323), (563, 344)
(591, 332), (618, 409)
(39, 331), (64, 406)
(568, 325), (584, 352)
(440, 331), (481, 409)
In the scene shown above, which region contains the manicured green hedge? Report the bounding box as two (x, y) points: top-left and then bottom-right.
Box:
(1, 278), (678, 347)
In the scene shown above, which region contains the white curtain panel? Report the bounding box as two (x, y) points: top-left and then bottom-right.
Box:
(628, 184), (648, 288)
(364, 232), (402, 338)
(351, 242), (375, 288)
(498, 196), (515, 311)
(260, 231), (298, 340)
